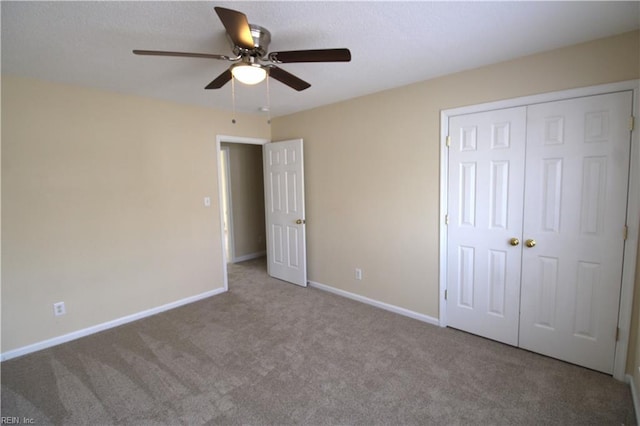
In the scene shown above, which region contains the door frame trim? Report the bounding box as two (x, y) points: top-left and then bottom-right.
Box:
(439, 79), (639, 380)
(219, 146), (235, 263)
(216, 135), (270, 292)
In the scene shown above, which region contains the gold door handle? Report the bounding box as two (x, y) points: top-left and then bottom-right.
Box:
(295, 219), (306, 225)
(509, 238), (520, 246)
(525, 239), (536, 248)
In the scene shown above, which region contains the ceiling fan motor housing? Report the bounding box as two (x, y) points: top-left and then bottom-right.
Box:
(229, 24), (271, 58)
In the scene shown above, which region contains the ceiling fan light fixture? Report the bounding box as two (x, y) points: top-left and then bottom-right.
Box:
(231, 63), (267, 85)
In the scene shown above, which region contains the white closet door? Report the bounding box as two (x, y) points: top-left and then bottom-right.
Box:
(519, 92), (632, 373)
(447, 107), (527, 345)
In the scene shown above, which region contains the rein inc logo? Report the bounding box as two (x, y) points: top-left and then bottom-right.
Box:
(1, 418), (35, 424)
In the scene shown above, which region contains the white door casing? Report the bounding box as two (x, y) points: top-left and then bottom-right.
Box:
(263, 139), (307, 287)
(220, 146), (234, 263)
(447, 107), (527, 346)
(518, 92), (633, 373)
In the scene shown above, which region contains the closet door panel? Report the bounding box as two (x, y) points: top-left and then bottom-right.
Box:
(519, 91), (632, 374)
(447, 107), (527, 345)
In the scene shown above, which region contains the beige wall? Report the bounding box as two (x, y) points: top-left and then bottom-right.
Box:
(221, 142), (266, 259)
(271, 30), (640, 354)
(1, 75), (269, 352)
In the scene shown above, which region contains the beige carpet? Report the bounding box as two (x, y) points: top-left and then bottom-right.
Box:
(1, 257), (635, 425)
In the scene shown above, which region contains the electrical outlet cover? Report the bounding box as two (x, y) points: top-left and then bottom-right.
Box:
(53, 302), (66, 316)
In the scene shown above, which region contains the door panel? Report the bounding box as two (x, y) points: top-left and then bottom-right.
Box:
(263, 139), (307, 287)
(447, 107), (527, 345)
(519, 92), (632, 373)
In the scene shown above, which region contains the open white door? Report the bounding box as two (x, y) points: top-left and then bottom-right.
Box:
(263, 139), (307, 287)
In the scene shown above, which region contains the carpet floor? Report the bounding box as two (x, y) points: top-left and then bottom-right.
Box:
(1, 257), (636, 425)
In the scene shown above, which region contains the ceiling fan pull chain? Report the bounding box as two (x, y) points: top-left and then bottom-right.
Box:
(231, 77), (237, 124)
(266, 76), (272, 125)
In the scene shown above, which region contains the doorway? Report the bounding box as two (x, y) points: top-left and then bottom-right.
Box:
(216, 135), (309, 290)
(220, 142), (267, 263)
(216, 135), (269, 290)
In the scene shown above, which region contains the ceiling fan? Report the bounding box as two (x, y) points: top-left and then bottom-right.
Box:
(133, 6), (351, 91)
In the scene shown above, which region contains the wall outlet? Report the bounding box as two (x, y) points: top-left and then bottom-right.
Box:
(355, 268), (363, 280)
(53, 301), (66, 316)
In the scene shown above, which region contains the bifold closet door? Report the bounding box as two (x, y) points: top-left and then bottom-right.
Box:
(518, 92), (633, 374)
(446, 91), (632, 373)
(447, 107), (527, 346)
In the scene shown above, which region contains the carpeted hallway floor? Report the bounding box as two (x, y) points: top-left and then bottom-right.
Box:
(1, 257), (636, 425)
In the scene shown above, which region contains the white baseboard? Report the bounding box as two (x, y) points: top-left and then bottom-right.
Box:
(626, 374), (640, 425)
(308, 280), (440, 326)
(0, 287), (226, 362)
(232, 251), (266, 263)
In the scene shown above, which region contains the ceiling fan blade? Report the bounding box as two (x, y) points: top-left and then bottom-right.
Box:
(133, 50), (233, 60)
(214, 7), (254, 50)
(205, 69), (232, 89)
(268, 48), (351, 63)
(268, 66), (311, 91)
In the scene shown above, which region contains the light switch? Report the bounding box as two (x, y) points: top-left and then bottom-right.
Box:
(204, 197), (211, 207)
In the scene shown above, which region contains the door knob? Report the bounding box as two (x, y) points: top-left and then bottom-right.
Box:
(295, 219), (306, 224)
(509, 238), (520, 246)
(525, 239), (536, 248)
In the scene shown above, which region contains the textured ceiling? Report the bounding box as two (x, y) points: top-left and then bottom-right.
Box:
(2, 1), (639, 117)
